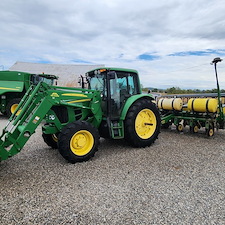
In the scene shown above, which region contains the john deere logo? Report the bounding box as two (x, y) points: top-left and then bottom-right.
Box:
(51, 93), (59, 98)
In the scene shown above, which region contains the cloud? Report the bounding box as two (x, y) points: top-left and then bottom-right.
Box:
(0, 0), (225, 89)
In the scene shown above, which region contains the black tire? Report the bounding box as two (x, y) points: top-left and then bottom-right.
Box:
(58, 121), (100, 163)
(1, 111), (7, 116)
(162, 122), (170, 129)
(124, 98), (161, 147)
(190, 122), (200, 133)
(42, 133), (59, 149)
(190, 125), (199, 133)
(6, 98), (21, 118)
(176, 124), (183, 132)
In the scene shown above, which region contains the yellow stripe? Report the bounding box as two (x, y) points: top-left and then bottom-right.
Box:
(0, 87), (20, 90)
(68, 99), (91, 104)
(62, 93), (87, 97)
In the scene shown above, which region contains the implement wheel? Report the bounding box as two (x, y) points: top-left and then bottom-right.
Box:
(190, 122), (199, 134)
(125, 99), (160, 147)
(191, 125), (199, 133)
(176, 124), (183, 132)
(206, 124), (214, 137)
(58, 121), (100, 163)
(42, 133), (59, 149)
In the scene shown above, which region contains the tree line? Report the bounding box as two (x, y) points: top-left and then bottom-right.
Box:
(142, 87), (225, 94)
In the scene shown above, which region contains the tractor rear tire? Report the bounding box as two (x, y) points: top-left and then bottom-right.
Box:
(125, 98), (161, 147)
(6, 98), (21, 118)
(42, 133), (59, 149)
(58, 121), (100, 163)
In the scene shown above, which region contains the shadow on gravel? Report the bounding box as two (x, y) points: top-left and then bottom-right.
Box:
(161, 126), (219, 139)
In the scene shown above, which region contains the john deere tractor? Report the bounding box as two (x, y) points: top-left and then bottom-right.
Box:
(0, 67), (160, 163)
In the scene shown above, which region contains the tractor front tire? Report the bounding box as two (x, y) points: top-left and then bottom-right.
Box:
(6, 98), (21, 118)
(42, 133), (59, 149)
(58, 121), (100, 163)
(125, 99), (161, 147)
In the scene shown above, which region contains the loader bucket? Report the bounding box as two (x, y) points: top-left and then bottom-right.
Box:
(0, 143), (10, 161)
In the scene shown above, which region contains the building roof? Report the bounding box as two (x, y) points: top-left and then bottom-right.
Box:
(9, 61), (105, 86)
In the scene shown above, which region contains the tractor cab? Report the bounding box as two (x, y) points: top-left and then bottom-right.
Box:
(85, 68), (141, 119)
(30, 74), (58, 86)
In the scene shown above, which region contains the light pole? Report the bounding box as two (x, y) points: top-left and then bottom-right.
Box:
(211, 57), (224, 126)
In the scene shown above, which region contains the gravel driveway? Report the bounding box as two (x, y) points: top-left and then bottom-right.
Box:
(0, 117), (225, 224)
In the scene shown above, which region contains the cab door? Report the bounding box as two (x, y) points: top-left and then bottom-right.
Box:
(106, 71), (138, 119)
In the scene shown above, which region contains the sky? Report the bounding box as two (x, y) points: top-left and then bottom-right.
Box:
(1, 0), (225, 90)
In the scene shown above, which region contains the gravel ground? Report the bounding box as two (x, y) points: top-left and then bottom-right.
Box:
(0, 117), (225, 225)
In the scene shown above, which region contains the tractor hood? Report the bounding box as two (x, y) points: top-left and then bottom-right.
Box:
(0, 81), (24, 95)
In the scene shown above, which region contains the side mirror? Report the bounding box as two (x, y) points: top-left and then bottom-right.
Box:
(78, 76), (81, 85)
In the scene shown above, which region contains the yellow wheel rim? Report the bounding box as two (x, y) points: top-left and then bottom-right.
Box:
(70, 130), (94, 156)
(11, 104), (18, 114)
(135, 109), (157, 139)
(194, 125), (199, 133)
(178, 124), (183, 132)
(52, 134), (58, 142)
(208, 129), (214, 137)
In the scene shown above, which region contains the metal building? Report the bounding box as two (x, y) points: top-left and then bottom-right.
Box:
(9, 61), (105, 86)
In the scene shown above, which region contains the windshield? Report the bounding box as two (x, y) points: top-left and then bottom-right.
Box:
(31, 75), (55, 85)
(41, 77), (54, 85)
(88, 74), (104, 91)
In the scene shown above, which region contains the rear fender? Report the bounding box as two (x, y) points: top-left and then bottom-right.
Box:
(120, 94), (155, 120)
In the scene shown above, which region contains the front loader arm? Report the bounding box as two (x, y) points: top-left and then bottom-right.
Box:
(0, 82), (55, 161)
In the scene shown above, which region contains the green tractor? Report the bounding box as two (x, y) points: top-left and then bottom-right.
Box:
(0, 71), (58, 117)
(0, 68), (160, 163)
